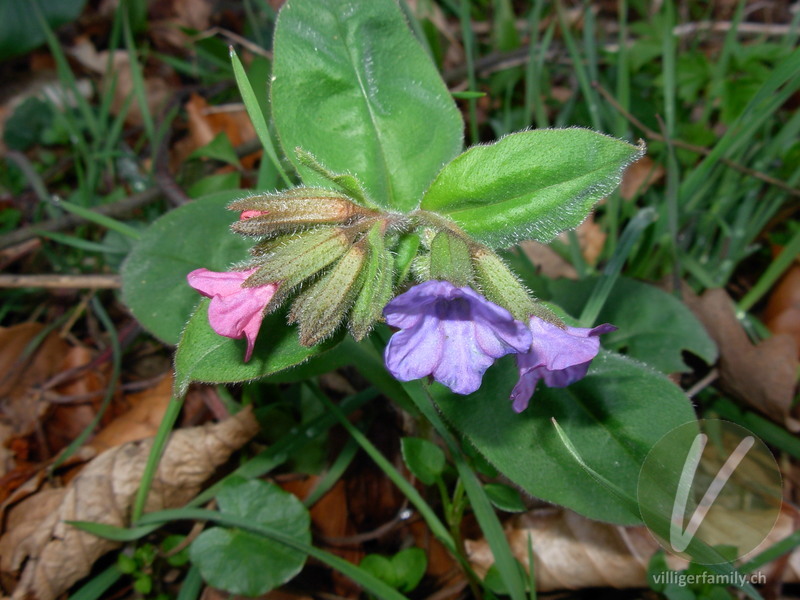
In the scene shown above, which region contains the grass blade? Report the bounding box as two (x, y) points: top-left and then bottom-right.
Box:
(229, 47), (293, 187)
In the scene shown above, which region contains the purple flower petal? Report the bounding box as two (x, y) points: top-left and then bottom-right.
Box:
(383, 280), (454, 329)
(187, 267), (279, 361)
(511, 317), (616, 412)
(384, 312), (444, 381)
(383, 281), (532, 395)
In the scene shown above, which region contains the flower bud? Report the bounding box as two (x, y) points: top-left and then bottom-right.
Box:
(393, 233), (420, 285)
(471, 246), (537, 321)
(243, 227), (352, 310)
(229, 187), (374, 237)
(429, 231), (474, 287)
(349, 223), (395, 341)
(289, 243), (367, 346)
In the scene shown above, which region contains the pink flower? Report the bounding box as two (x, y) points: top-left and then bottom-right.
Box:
(510, 318), (616, 412)
(240, 210), (267, 220)
(187, 267), (279, 361)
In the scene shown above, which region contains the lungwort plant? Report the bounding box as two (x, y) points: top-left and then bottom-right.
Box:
(119, 0), (717, 594)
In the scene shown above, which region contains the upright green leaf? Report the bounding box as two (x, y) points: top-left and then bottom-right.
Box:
(120, 191), (252, 345)
(431, 351), (696, 525)
(420, 129), (644, 248)
(271, 0), (463, 211)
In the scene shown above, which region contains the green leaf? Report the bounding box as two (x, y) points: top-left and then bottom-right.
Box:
(188, 132), (240, 167)
(174, 301), (343, 394)
(3, 97), (55, 150)
(400, 437), (445, 485)
(420, 129), (644, 248)
(120, 190), (252, 345)
(187, 172), (241, 198)
(189, 478), (310, 597)
(360, 548), (427, 593)
(431, 351), (696, 525)
(0, 0), (87, 59)
(271, 0), (463, 211)
(391, 548), (426, 593)
(483, 483), (526, 513)
(549, 277), (718, 373)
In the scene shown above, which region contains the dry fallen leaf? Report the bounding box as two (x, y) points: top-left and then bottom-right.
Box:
(685, 288), (800, 432)
(86, 374), (173, 454)
(0, 407), (258, 600)
(45, 345), (109, 454)
(149, 0), (213, 49)
(172, 93), (259, 169)
(575, 216), (606, 266)
(0, 323), (70, 471)
(519, 218), (604, 279)
(519, 241), (578, 280)
(763, 262), (800, 358)
(69, 37), (170, 127)
(466, 505), (800, 591)
(619, 154), (665, 200)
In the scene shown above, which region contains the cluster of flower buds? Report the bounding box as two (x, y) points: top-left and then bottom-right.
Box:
(188, 183), (613, 411)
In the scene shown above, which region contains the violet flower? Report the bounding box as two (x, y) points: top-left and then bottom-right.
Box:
(187, 267), (279, 361)
(510, 317), (616, 412)
(383, 280), (532, 395)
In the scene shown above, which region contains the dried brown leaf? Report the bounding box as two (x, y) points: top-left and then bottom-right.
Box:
(466, 506), (800, 591)
(576, 217), (606, 266)
(86, 374), (173, 454)
(763, 263), (800, 358)
(0, 323), (70, 472)
(69, 37), (170, 127)
(619, 155), (664, 200)
(149, 0), (213, 49)
(179, 93), (258, 165)
(518, 218), (604, 278)
(45, 345), (108, 453)
(1, 407), (258, 600)
(519, 241), (578, 280)
(685, 288), (799, 431)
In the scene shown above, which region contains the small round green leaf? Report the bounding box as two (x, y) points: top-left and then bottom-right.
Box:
(390, 548), (427, 593)
(189, 479), (310, 597)
(116, 553), (136, 575)
(400, 437), (446, 486)
(483, 483), (526, 513)
(360, 548), (427, 593)
(359, 555), (395, 587)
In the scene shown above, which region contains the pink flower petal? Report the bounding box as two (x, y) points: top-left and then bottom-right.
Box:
(240, 210), (268, 220)
(187, 267), (279, 362)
